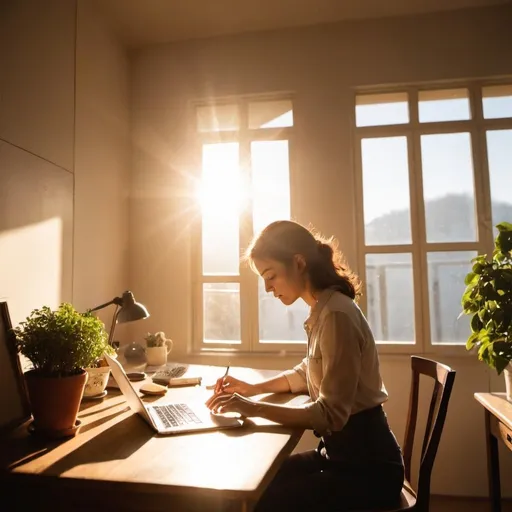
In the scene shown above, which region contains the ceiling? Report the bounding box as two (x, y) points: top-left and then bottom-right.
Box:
(96, 0), (508, 48)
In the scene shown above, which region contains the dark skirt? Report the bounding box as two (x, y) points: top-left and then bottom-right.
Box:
(255, 405), (405, 512)
(319, 404), (404, 467)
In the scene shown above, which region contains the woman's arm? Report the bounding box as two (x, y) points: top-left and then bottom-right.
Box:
(209, 312), (363, 434)
(251, 374), (292, 395)
(210, 392), (312, 429)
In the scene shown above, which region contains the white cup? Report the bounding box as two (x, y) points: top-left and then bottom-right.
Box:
(145, 340), (172, 366)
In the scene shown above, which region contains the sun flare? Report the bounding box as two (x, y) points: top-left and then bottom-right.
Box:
(197, 142), (247, 218)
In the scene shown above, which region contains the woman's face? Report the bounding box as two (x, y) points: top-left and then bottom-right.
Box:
(252, 256), (307, 306)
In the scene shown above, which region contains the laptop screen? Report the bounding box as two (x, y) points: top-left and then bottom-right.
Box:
(104, 353), (152, 422)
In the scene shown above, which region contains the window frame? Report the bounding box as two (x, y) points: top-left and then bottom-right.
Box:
(191, 95), (307, 355)
(353, 79), (512, 356)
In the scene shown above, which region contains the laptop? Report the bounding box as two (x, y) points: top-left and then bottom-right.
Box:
(104, 353), (243, 435)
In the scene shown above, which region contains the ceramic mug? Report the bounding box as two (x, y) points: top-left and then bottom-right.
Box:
(145, 340), (172, 366)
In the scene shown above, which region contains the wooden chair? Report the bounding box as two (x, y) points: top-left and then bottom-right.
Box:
(353, 355), (456, 512)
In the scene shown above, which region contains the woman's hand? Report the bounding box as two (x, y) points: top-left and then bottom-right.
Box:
(213, 375), (256, 396)
(206, 392), (261, 417)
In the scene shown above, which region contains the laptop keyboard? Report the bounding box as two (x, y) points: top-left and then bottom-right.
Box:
(153, 404), (202, 428)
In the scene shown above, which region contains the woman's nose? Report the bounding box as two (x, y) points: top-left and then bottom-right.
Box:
(264, 282), (273, 293)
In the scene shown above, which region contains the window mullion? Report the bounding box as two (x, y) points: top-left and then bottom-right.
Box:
(192, 136), (205, 353)
(470, 83), (498, 256)
(238, 100), (256, 352)
(353, 133), (368, 317)
(409, 90), (429, 354)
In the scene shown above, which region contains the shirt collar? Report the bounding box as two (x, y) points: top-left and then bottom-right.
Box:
(304, 288), (337, 333)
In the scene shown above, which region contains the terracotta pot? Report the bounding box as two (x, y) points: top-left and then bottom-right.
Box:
(24, 369), (88, 433)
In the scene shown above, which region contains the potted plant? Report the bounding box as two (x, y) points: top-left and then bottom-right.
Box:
(12, 302), (110, 436)
(144, 331), (172, 366)
(83, 345), (117, 399)
(461, 222), (512, 399)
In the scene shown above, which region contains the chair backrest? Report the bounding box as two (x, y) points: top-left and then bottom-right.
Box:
(402, 356), (456, 511)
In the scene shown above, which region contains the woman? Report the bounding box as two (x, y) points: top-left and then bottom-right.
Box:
(206, 220), (404, 512)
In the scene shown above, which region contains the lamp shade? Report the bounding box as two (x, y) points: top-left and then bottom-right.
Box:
(116, 291), (150, 324)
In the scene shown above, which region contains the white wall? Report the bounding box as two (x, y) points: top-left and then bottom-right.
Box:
(0, 0), (130, 326)
(0, 0), (131, 333)
(73, 0), (131, 333)
(130, 4), (512, 497)
(0, 0), (75, 326)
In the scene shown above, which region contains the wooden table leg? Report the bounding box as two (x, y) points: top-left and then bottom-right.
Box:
(485, 409), (501, 512)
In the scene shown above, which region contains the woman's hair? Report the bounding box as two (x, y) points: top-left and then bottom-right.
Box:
(244, 220), (361, 300)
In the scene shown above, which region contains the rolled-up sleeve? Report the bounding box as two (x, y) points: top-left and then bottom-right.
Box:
(281, 357), (308, 393)
(304, 311), (362, 436)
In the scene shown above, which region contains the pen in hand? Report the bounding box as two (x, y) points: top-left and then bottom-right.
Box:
(222, 364), (229, 387)
(221, 365), (230, 390)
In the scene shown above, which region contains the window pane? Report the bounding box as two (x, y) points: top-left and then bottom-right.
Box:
(421, 133), (477, 243)
(482, 85), (512, 119)
(361, 137), (411, 245)
(355, 92), (409, 127)
(249, 100), (293, 129)
(251, 140), (291, 234)
(201, 143), (240, 275)
(258, 280), (308, 343)
(487, 130), (512, 233)
(419, 88), (470, 123)
(365, 253), (414, 343)
(427, 251), (475, 344)
(250, 139), (306, 342)
(197, 104), (239, 132)
(203, 283), (241, 344)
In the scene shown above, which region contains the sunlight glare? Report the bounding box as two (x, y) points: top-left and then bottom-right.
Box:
(197, 143), (246, 217)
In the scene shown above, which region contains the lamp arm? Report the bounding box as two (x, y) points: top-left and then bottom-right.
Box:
(89, 296), (123, 313)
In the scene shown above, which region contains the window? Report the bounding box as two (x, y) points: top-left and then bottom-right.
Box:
(193, 98), (308, 352)
(354, 82), (512, 353)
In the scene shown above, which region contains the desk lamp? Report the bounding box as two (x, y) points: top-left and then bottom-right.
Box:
(89, 291), (150, 346)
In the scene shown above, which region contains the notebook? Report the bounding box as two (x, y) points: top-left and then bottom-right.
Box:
(104, 354), (243, 435)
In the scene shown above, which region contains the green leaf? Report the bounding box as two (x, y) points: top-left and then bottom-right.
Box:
(472, 262), (485, 275)
(478, 342), (494, 367)
(471, 314), (483, 333)
(495, 356), (510, 375)
(496, 222), (512, 232)
(496, 230), (512, 254)
(466, 331), (480, 351)
(464, 272), (477, 286)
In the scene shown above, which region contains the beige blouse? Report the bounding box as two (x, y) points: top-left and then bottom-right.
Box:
(282, 288), (388, 437)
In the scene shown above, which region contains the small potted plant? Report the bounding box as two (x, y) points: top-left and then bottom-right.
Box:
(461, 222), (512, 399)
(12, 302), (110, 436)
(144, 331), (172, 367)
(83, 344), (117, 399)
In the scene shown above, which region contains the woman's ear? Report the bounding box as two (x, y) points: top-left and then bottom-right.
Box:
(293, 254), (307, 274)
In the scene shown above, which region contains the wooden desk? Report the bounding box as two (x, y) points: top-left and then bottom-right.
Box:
(475, 393), (512, 512)
(0, 364), (308, 512)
